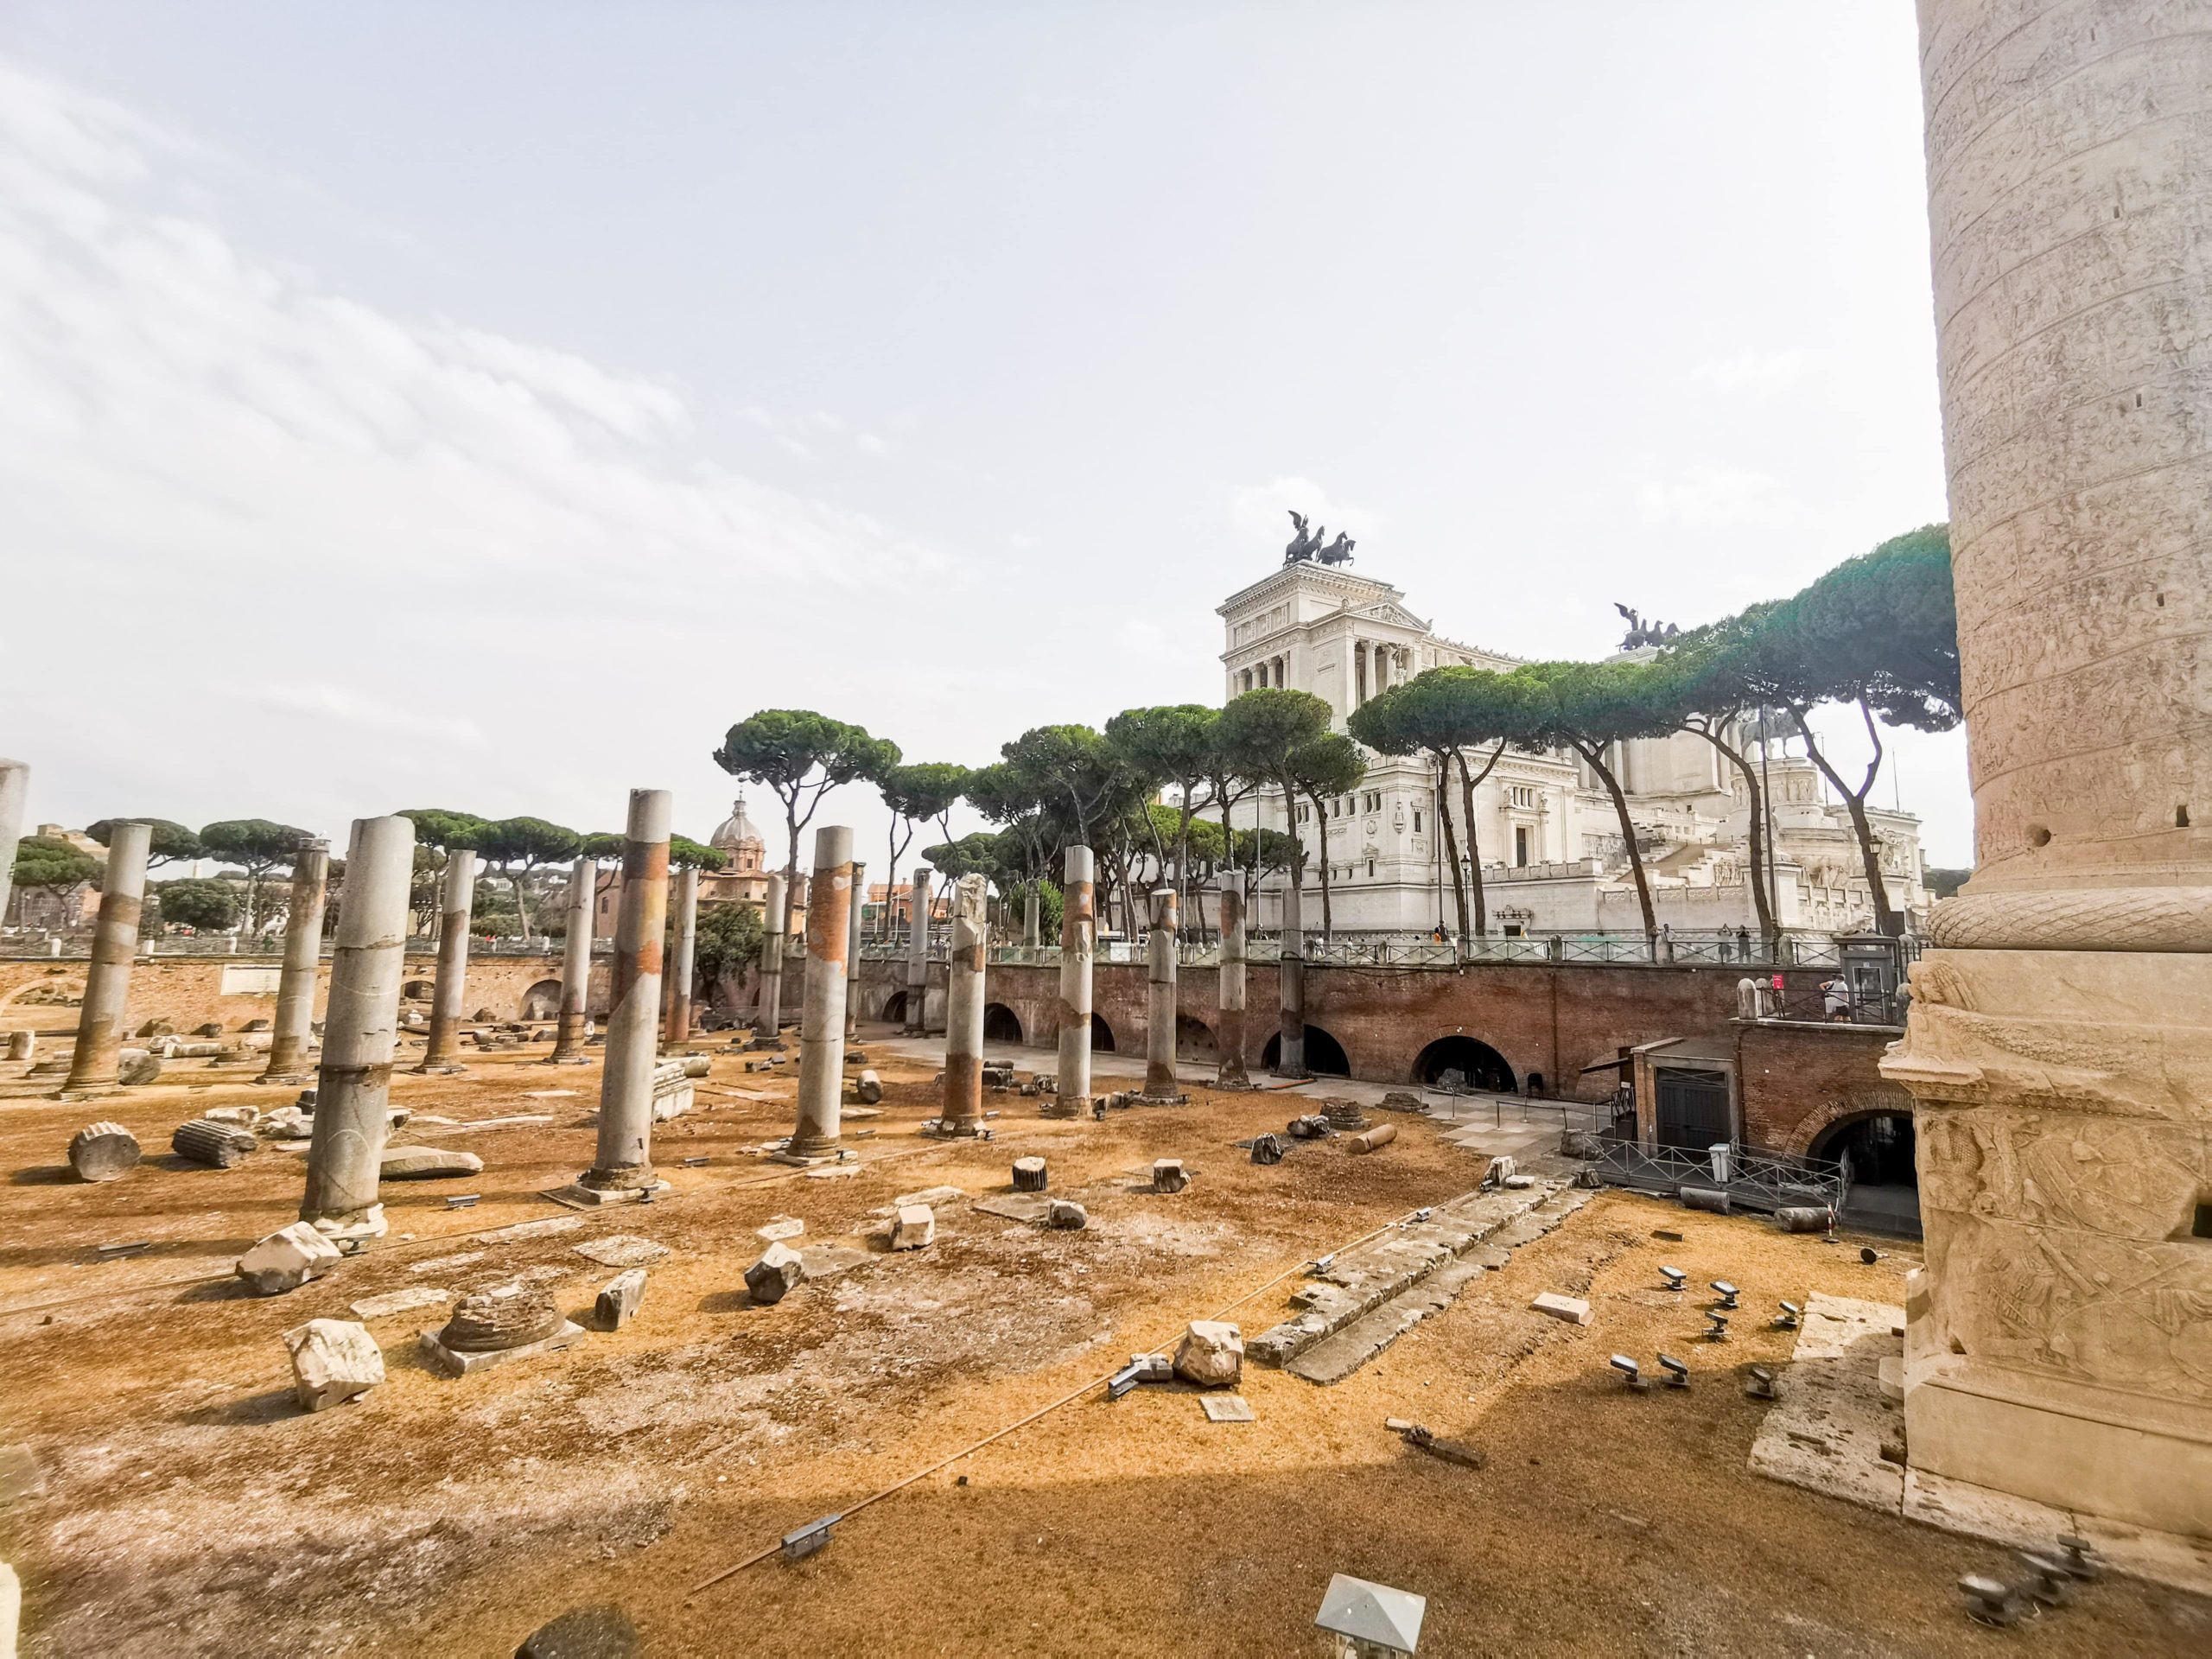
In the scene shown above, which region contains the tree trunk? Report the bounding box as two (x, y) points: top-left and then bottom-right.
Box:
(780, 797), (801, 942)
(1455, 741), (1505, 938)
(1305, 788), (1335, 941)
(1790, 702), (1903, 937)
(1577, 741), (1657, 948)
(1433, 755), (1469, 938)
(1686, 726), (1779, 948)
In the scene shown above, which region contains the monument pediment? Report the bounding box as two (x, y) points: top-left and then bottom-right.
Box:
(1352, 601), (1429, 632)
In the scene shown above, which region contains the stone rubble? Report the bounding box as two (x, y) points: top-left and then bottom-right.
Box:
(745, 1243), (806, 1305)
(1173, 1320), (1243, 1388)
(237, 1222), (343, 1295)
(594, 1268), (648, 1331)
(889, 1204), (936, 1250)
(283, 1319), (384, 1410)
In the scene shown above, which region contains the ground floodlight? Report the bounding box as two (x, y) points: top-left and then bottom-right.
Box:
(2056, 1535), (2104, 1581)
(1709, 1280), (1739, 1308)
(1608, 1354), (1644, 1389)
(1656, 1354), (1689, 1388)
(1311, 1253), (1335, 1274)
(1105, 1362), (1146, 1401)
(1705, 1311), (1730, 1340)
(1959, 1575), (2027, 1627)
(1659, 1265), (1686, 1291)
(781, 1514), (840, 1563)
(1774, 1300), (1801, 1329)
(2016, 1552), (2075, 1607)
(1860, 1246), (1881, 1264)
(1745, 1364), (1779, 1400)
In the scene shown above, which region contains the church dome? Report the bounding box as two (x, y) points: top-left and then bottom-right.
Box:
(709, 795), (764, 852)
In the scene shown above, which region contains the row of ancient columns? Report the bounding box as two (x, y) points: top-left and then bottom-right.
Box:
(1235, 657), (1287, 695)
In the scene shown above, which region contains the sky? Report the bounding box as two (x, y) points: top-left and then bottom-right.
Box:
(0, 3), (1973, 876)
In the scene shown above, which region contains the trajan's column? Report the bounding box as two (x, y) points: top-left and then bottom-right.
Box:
(1882, 0), (2210, 1538)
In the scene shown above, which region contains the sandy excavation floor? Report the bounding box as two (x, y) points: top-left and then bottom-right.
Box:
(2, 1029), (2207, 1658)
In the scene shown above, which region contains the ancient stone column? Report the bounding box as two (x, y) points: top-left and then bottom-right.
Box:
(789, 826), (854, 1160)
(419, 850), (477, 1071)
(1046, 845), (1094, 1117)
(1142, 888), (1179, 1098)
(1217, 870), (1250, 1089)
(60, 819), (149, 1094)
(576, 789), (670, 1201)
(1276, 861), (1306, 1076)
(844, 859), (866, 1042)
(664, 866), (699, 1047)
(1877, 0), (2212, 1540)
(0, 758), (27, 923)
(1022, 886), (1040, 947)
(549, 855), (594, 1063)
(904, 869), (932, 1035)
(261, 839), (330, 1081)
(756, 873), (788, 1043)
(938, 874), (988, 1135)
(300, 815), (413, 1243)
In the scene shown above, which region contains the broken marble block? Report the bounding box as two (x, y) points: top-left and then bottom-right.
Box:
(1152, 1158), (1188, 1194)
(755, 1216), (805, 1243)
(257, 1106), (315, 1140)
(171, 1118), (257, 1168)
(237, 1221), (345, 1295)
(378, 1145), (485, 1180)
(744, 1242), (806, 1305)
(118, 1049), (163, 1086)
(1484, 1154), (1516, 1187)
(283, 1318), (383, 1410)
(67, 1121), (141, 1182)
(889, 1204), (936, 1250)
(1173, 1319), (1243, 1388)
(1529, 1292), (1592, 1325)
(594, 1268), (648, 1331)
(850, 1068), (883, 1105)
(648, 1058), (696, 1122)
(1046, 1200), (1088, 1230)
(1011, 1155), (1048, 1192)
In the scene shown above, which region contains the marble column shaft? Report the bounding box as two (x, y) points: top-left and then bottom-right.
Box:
(62, 819), (149, 1091)
(261, 839), (329, 1079)
(1143, 887), (1179, 1097)
(420, 850), (477, 1070)
(550, 855), (594, 1062)
(665, 866), (699, 1046)
(1217, 870), (1249, 1088)
(940, 874), (988, 1133)
(300, 816), (413, 1236)
(791, 826), (853, 1159)
(758, 873), (788, 1034)
(1277, 865), (1306, 1076)
(1047, 845), (1094, 1116)
(904, 869), (932, 1035)
(0, 759), (27, 923)
(844, 860), (866, 1041)
(582, 790), (670, 1193)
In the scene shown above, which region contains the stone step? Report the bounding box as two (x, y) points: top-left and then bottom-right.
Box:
(1283, 1188), (1597, 1386)
(1247, 1182), (1567, 1369)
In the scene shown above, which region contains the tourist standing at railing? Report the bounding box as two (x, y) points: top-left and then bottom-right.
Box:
(1821, 976), (1850, 1022)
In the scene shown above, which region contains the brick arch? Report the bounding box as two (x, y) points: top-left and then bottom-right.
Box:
(1783, 1084), (1915, 1158)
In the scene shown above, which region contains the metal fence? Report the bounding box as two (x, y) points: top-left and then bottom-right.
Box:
(1587, 1138), (1848, 1216)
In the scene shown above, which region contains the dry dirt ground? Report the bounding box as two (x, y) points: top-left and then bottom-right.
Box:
(1, 1029), (2206, 1657)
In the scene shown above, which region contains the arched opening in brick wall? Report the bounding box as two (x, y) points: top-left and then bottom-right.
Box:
(1262, 1025), (1350, 1077)
(401, 980), (434, 1001)
(520, 980), (562, 1020)
(1808, 1109), (1920, 1237)
(982, 1002), (1024, 1045)
(1090, 1014), (1116, 1052)
(1175, 1014), (1217, 1063)
(1412, 1034), (1516, 1093)
(879, 989), (907, 1024)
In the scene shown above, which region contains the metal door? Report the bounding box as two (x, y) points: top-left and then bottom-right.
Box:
(1656, 1067), (1732, 1150)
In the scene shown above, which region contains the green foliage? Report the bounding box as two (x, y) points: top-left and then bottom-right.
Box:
(692, 900), (766, 982)
(154, 878), (238, 931)
(86, 818), (204, 867)
(400, 809), (490, 853)
(12, 835), (101, 898)
(1288, 732), (1365, 802)
(879, 762), (970, 828)
(1217, 689), (1333, 873)
(198, 819), (314, 872)
(1105, 705), (1218, 799)
(670, 835), (730, 872)
(469, 817), (582, 868)
(924, 832), (1007, 886)
(1924, 866), (1972, 899)
(578, 832), (626, 861)
(711, 711), (899, 891)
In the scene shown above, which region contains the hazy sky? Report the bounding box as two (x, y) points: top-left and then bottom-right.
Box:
(0, 3), (1971, 874)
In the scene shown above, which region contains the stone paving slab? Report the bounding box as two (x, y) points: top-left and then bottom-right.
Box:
(1281, 1189), (1595, 1385)
(1249, 1182), (1571, 1369)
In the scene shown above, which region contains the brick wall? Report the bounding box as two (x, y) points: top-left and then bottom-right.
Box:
(1733, 1020), (1910, 1155)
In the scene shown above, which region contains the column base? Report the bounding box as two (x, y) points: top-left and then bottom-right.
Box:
(1039, 1096), (1085, 1120)
(414, 1061), (467, 1076)
(305, 1204), (388, 1252)
(1136, 1092), (1189, 1106)
(925, 1119), (984, 1140)
(546, 1177), (671, 1208)
(52, 1086), (121, 1103)
(542, 1053), (593, 1066)
(251, 1071), (314, 1086)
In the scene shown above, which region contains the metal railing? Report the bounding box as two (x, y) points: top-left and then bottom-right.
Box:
(1588, 1138), (1847, 1215)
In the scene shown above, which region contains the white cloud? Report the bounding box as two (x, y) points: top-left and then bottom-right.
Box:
(0, 56), (955, 836)
(1636, 465), (1805, 529)
(1688, 347), (1821, 394)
